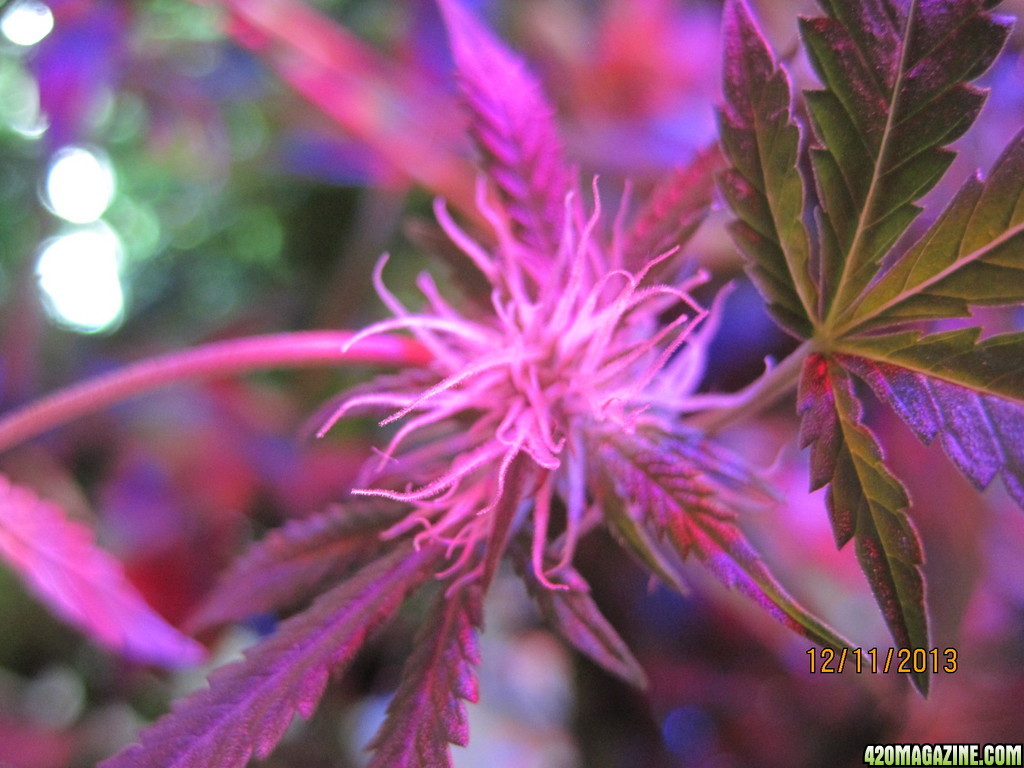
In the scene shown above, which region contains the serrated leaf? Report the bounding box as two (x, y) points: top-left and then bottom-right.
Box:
(366, 585), (482, 768)
(187, 501), (407, 632)
(0, 475), (204, 668)
(840, 328), (1024, 404)
(835, 335), (1024, 507)
(102, 542), (440, 768)
(841, 130), (1024, 332)
(592, 429), (849, 650)
(801, 0), (1011, 317)
(599, 485), (691, 596)
(623, 144), (722, 276)
(514, 546), (647, 690)
(480, 452), (532, 590)
(797, 355), (928, 692)
(438, 0), (569, 257)
(718, 0), (816, 335)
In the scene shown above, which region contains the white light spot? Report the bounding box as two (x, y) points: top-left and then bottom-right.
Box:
(1, 1), (54, 47)
(0, 60), (48, 137)
(36, 224), (125, 333)
(44, 146), (116, 224)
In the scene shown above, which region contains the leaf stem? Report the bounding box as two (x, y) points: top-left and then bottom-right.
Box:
(0, 331), (433, 453)
(687, 338), (816, 435)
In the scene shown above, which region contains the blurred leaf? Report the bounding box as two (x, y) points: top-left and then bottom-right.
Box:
(187, 501), (406, 632)
(0, 474), (204, 669)
(213, 0), (475, 210)
(623, 144), (722, 276)
(103, 542), (440, 768)
(439, 0), (570, 257)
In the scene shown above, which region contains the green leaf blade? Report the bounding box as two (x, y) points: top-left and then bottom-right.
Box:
(843, 327), (1024, 401)
(718, 0), (816, 335)
(797, 355), (928, 692)
(834, 332), (1024, 507)
(802, 0), (1011, 319)
(846, 130), (1024, 330)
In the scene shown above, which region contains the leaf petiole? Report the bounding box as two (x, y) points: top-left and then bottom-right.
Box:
(687, 338), (818, 435)
(0, 331), (433, 453)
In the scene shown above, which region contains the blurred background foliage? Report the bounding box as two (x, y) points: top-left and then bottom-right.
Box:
(0, 0), (1023, 766)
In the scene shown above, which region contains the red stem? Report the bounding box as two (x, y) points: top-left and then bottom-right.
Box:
(0, 331), (432, 453)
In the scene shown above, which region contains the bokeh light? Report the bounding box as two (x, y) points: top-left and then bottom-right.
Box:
(35, 223), (125, 333)
(0, 0), (54, 47)
(0, 59), (47, 138)
(44, 146), (116, 224)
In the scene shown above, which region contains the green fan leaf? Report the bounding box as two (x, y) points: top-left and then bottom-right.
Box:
(713, 0), (1023, 700)
(839, 327), (1024, 402)
(840, 130), (1024, 332)
(798, 354), (928, 693)
(801, 0), (1011, 319)
(718, 0), (816, 335)
(834, 329), (1024, 506)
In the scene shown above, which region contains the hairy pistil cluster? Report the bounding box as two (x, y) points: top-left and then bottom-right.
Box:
(321, 183), (712, 589)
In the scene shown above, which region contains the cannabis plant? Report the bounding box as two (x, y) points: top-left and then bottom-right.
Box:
(0, 0), (1022, 765)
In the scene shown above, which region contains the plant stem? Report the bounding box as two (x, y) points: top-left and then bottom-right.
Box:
(0, 331), (432, 453)
(687, 338), (816, 435)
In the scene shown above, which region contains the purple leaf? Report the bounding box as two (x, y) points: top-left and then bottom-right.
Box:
(591, 430), (850, 650)
(515, 548), (647, 689)
(839, 350), (1024, 508)
(622, 144), (722, 276)
(480, 452), (531, 590)
(366, 585), (482, 768)
(0, 474), (204, 668)
(102, 542), (441, 768)
(438, 0), (570, 257)
(187, 501), (406, 632)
